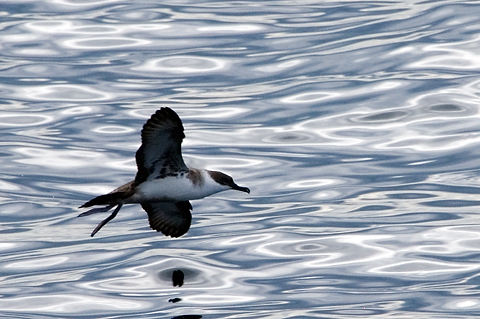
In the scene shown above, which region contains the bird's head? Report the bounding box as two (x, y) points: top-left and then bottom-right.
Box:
(207, 171), (250, 194)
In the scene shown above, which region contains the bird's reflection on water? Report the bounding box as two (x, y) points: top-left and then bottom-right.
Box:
(164, 269), (202, 319)
(172, 269), (185, 287)
(169, 297), (182, 303)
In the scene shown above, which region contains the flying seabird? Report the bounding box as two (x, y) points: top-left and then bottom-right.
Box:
(79, 107), (250, 237)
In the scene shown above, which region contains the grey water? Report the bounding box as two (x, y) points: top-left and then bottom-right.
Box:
(2, 0), (480, 318)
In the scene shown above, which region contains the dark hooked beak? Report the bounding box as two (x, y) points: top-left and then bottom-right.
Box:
(231, 183), (250, 194)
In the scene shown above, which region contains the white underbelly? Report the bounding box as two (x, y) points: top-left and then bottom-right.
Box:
(133, 176), (223, 202)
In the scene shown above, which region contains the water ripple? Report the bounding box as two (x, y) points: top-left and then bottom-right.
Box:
(135, 56), (229, 74)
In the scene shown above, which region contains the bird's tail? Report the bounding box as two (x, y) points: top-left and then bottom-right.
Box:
(80, 192), (125, 208)
(79, 180), (135, 208)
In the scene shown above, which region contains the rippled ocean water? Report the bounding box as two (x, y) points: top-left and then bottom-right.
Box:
(2, 0), (480, 318)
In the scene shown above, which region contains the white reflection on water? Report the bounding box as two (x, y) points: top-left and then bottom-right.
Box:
(197, 24), (264, 33)
(92, 125), (135, 134)
(25, 21), (118, 34)
(409, 36), (480, 70)
(24, 21), (169, 35)
(0, 114), (52, 127)
(135, 56), (229, 74)
(283, 86), (480, 152)
(0, 294), (147, 313)
(287, 178), (337, 189)
(256, 58), (307, 74)
(281, 91), (341, 104)
(14, 148), (109, 169)
(0, 180), (21, 191)
(63, 37), (151, 50)
(6, 256), (69, 269)
(21, 84), (115, 101)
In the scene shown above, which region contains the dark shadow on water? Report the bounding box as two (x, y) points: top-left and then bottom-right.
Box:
(158, 268), (199, 284)
(169, 297), (181, 303)
(172, 269), (184, 287)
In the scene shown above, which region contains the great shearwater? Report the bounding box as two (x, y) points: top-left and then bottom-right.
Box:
(79, 107), (250, 237)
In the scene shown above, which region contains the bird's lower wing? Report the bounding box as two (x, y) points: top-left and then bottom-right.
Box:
(141, 201), (192, 238)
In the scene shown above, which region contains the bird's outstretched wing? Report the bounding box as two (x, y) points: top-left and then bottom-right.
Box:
(135, 107), (188, 184)
(141, 201), (192, 237)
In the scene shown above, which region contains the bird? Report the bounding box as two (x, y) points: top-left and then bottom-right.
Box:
(79, 107), (250, 238)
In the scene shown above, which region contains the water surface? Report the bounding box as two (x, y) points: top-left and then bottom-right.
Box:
(1, 0), (480, 318)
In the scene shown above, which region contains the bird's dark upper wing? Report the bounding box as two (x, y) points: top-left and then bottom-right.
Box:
(141, 201), (192, 237)
(135, 107), (188, 184)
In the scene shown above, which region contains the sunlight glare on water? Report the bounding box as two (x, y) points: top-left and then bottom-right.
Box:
(1, 0), (480, 318)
